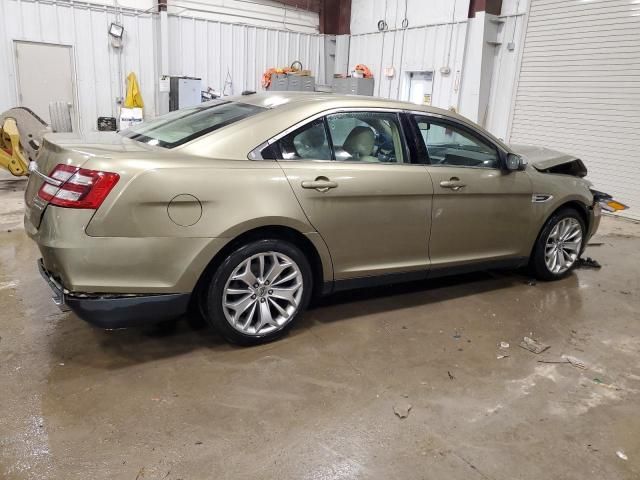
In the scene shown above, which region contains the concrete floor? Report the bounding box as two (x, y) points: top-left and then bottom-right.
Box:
(1, 177), (640, 480)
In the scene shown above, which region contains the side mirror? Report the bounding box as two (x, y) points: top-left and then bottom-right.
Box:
(505, 153), (526, 171)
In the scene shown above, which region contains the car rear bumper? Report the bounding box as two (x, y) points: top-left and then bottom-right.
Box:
(38, 259), (190, 328)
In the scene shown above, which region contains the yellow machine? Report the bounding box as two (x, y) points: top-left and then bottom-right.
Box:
(0, 118), (30, 176)
(0, 107), (50, 177)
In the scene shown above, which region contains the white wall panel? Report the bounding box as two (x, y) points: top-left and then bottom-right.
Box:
(348, 22), (467, 109)
(168, 14), (325, 94)
(351, 0), (469, 35)
(0, 0), (158, 133)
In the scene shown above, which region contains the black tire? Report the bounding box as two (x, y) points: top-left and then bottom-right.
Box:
(530, 207), (586, 281)
(203, 239), (313, 345)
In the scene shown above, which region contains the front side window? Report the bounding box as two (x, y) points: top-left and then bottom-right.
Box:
(327, 112), (406, 163)
(414, 116), (499, 169)
(122, 100), (265, 148)
(277, 118), (332, 160)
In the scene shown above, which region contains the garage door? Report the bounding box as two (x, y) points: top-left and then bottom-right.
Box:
(509, 0), (640, 220)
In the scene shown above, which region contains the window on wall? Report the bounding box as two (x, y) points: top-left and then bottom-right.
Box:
(413, 116), (500, 169)
(326, 112), (406, 163)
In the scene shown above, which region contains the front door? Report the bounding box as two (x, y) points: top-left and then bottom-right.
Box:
(412, 115), (533, 268)
(275, 111), (433, 281)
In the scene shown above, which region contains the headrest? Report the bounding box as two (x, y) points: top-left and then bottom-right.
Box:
(343, 126), (375, 158)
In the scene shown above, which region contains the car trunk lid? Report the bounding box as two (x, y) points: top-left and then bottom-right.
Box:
(24, 132), (147, 229)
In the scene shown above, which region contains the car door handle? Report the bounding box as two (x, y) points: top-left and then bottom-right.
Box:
(439, 178), (466, 191)
(301, 177), (338, 192)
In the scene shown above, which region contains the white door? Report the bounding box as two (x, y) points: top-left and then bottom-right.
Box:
(15, 42), (76, 127)
(509, 0), (640, 220)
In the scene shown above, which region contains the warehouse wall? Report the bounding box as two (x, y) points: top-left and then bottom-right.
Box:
(350, 0), (469, 35)
(86, 0), (319, 32)
(0, 0), (320, 133)
(168, 15), (325, 94)
(166, 0), (319, 33)
(0, 0), (158, 134)
(347, 0), (470, 109)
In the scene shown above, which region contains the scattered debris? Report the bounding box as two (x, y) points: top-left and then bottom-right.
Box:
(401, 325), (408, 329)
(135, 467), (146, 480)
(195, 441), (203, 445)
(562, 355), (587, 369)
(499, 341), (510, 349)
(58, 363), (65, 366)
(497, 355), (509, 360)
(447, 371), (455, 380)
(620, 290), (631, 295)
(616, 450), (628, 461)
(576, 256), (602, 269)
(393, 401), (412, 419)
(527, 279), (537, 286)
(592, 378), (622, 391)
(402, 394), (409, 398)
(519, 336), (550, 354)
(538, 355), (586, 369)
(587, 242), (605, 247)
(453, 330), (462, 339)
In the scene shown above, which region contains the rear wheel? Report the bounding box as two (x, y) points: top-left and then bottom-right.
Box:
(531, 208), (585, 281)
(204, 239), (312, 345)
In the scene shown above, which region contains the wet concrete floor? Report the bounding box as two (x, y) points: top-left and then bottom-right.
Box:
(1, 180), (640, 479)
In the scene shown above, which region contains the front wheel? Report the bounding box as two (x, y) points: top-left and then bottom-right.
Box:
(204, 239), (312, 345)
(530, 208), (585, 281)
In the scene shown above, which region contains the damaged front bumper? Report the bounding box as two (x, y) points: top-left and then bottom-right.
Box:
(37, 259), (190, 328)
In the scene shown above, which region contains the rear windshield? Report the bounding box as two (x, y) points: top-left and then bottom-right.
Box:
(121, 100), (265, 148)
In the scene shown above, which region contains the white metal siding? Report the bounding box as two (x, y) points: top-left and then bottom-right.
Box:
(348, 22), (468, 108)
(0, 0), (158, 134)
(510, 0), (640, 219)
(169, 15), (325, 94)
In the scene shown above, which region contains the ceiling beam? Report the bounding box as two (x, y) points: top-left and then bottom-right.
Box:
(275, 0), (322, 13)
(319, 0), (351, 34)
(468, 0), (503, 17)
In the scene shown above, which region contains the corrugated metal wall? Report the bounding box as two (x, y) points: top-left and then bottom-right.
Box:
(0, 0), (324, 133)
(509, 0), (640, 219)
(168, 14), (326, 94)
(348, 22), (467, 108)
(0, 0), (158, 134)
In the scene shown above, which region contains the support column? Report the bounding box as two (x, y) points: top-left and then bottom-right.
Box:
(158, 0), (169, 115)
(458, 8), (502, 125)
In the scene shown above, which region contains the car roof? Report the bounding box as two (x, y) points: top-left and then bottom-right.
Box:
(231, 91), (448, 114)
(227, 91), (510, 152)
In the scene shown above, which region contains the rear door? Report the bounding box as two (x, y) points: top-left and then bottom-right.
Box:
(274, 110), (433, 281)
(411, 114), (533, 268)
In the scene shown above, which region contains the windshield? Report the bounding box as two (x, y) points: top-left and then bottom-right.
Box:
(121, 100), (266, 148)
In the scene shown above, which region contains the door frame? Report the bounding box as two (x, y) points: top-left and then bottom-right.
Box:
(13, 40), (80, 132)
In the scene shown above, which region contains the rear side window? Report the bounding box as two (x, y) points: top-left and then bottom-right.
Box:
(121, 101), (265, 148)
(272, 111), (408, 163)
(277, 118), (332, 160)
(326, 112), (406, 163)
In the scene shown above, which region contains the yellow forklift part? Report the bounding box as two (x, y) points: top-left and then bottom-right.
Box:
(0, 118), (30, 176)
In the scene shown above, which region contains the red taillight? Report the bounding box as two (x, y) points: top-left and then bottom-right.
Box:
(37, 164), (119, 209)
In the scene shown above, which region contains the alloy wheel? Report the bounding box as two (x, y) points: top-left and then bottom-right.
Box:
(544, 217), (583, 275)
(222, 252), (304, 336)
